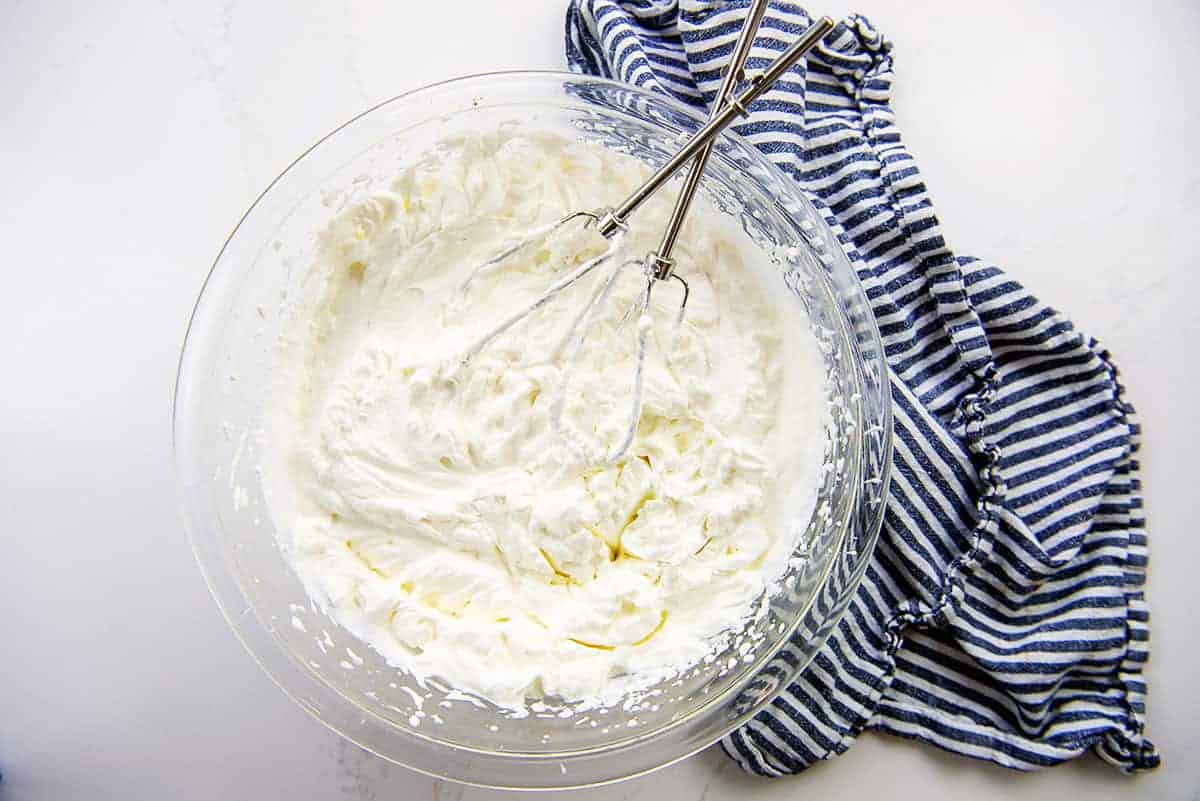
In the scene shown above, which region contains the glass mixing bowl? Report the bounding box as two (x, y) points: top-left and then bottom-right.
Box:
(174, 71), (891, 789)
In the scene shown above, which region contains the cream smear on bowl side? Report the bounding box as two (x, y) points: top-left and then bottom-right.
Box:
(264, 127), (830, 711)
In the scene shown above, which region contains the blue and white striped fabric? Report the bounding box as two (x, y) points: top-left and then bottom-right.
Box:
(565, 0), (1159, 775)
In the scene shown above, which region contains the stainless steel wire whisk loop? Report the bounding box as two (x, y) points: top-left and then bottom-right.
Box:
(600, 0), (777, 463)
(461, 13), (835, 463)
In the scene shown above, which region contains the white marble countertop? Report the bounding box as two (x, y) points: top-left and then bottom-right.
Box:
(2, 1), (1198, 799)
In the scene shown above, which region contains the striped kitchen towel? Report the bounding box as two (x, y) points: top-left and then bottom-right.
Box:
(565, 0), (1159, 775)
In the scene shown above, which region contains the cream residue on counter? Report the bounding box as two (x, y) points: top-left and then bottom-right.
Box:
(265, 127), (830, 709)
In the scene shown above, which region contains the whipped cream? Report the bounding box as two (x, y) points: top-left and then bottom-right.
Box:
(266, 128), (830, 709)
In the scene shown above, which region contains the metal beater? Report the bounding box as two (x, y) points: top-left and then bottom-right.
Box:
(463, 12), (835, 463)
